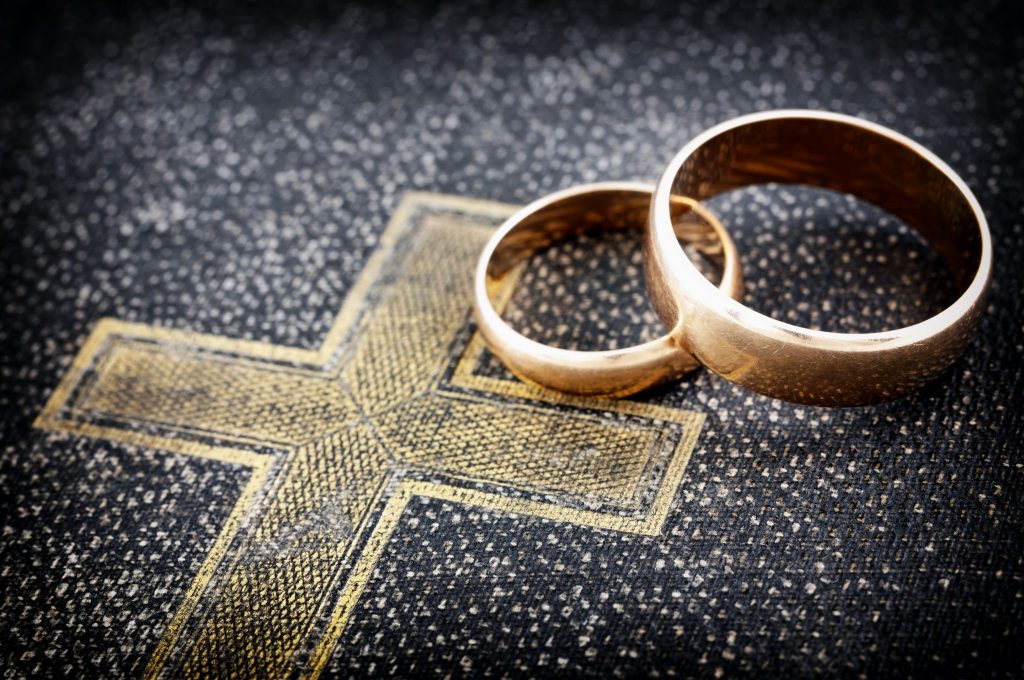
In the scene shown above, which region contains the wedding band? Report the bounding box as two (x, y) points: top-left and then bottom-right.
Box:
(474, 182), (743, 397)
(646, 110), (992, 406)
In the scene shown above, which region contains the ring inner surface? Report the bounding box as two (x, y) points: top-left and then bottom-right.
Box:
(670, 118), (981, 291)
(486, 188), (725, 352)
(488, 189), (724, 281)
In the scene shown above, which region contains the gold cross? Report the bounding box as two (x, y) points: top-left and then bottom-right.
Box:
(35, 193), (705, 678)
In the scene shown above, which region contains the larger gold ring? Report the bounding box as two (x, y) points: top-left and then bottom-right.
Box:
(646, 110), (993, 406)
(474, 182), (743, 397)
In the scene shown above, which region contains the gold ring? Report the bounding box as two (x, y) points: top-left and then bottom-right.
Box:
(474, 182), (743, 397)
(646, 110), (993, 406)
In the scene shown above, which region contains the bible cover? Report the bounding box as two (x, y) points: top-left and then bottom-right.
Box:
(1, 1), (1021, 677)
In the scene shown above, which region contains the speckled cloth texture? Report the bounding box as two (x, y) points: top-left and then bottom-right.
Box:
(1, 0), (1022, 677)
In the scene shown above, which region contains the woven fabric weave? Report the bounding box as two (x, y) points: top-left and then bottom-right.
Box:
(1, 1), (1021, 677)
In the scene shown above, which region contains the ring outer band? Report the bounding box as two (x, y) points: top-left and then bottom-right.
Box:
(473, 181), (743, 398)
(645, 109), (993, 406)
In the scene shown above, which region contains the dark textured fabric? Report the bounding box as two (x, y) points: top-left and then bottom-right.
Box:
(1, 1), (1022, 677)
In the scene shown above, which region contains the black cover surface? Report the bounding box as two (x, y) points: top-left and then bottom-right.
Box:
(1, 1), (1022, 677)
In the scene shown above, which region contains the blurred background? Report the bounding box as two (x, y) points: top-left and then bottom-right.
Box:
(2, 0), (1018, 344)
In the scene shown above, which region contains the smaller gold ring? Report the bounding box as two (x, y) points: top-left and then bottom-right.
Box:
(473, 182), (743, 397)
(646, 110), (993, 406)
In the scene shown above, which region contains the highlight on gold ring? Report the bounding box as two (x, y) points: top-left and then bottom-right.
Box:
(645, 109), (992, 407)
